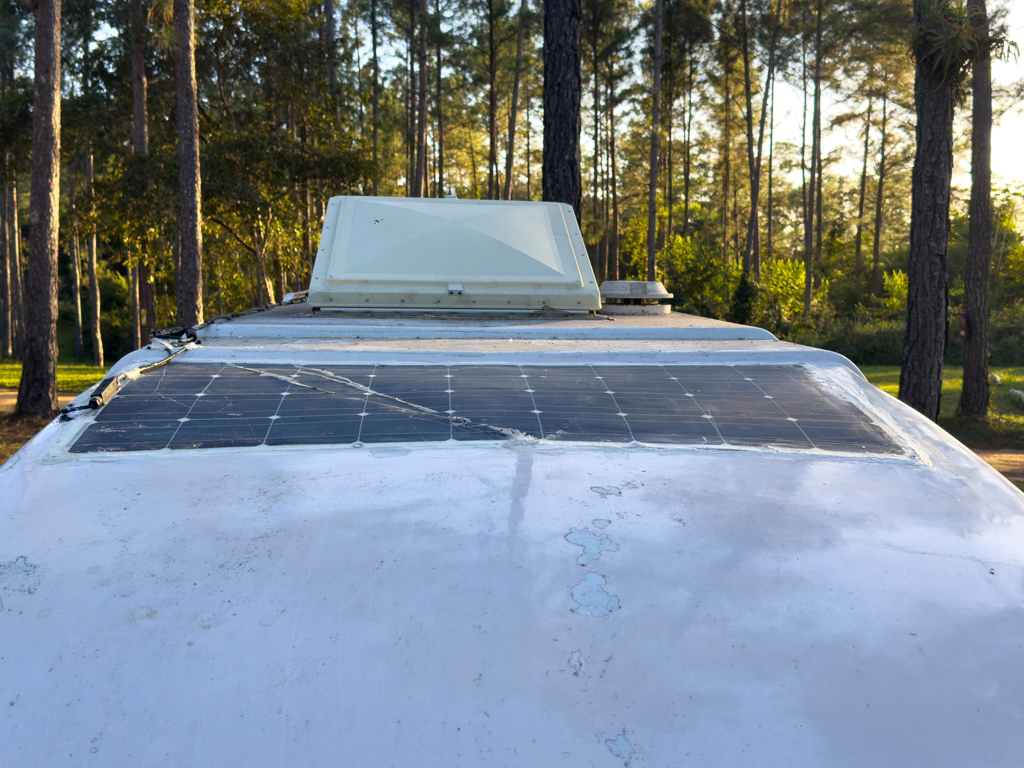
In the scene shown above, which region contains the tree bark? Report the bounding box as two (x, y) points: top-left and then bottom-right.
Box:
(131, 0), (148, 350)
(140, 261), (155, 340)
(739, 0), (755, 276)
(435, 0), (444, 196)
(129, 264), (140, 350)
(899, 0), (955, 421)
(371, 0), (380, 195)
(174, 0), (204, 327)
(7, 160), (24, 356)
(131, 0), (148, 155)
(503, 0), (528, 201)
(646, 0), (663, 281)
(803, 3), (822, 316)
(682, 47), (693, 237)
(487, 0), (498, 199)
(17, 0), (61, 417)
(608, 73), (619, 280)
(85, 149), (103, 367)
(412, 0), (428, 197)
(543, 0), (582, 221)
(325, 0), (337, 116)
(871, 94), (888, 295)
(854, 97), (872, 280)
(742, 0), (783, 280)
(766, 76), (774, 261)
(68, 167), (84, 361)
(1, 168), (10, 359)
(960, 0), (992, 419)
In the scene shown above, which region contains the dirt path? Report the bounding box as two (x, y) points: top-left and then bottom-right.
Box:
(975, 451), (1024, 485)
(0, 387), (76, 414)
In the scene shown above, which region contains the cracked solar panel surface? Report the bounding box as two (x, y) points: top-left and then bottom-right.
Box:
(69, 363), (902, 454)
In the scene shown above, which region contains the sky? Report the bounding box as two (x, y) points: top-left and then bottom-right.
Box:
(767, 1), (1024, 192)
(989, 0), (1024, 188)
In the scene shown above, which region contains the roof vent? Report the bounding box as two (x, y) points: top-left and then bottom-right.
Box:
(599, 281), (674, 315)
(308, 196), (601, 311)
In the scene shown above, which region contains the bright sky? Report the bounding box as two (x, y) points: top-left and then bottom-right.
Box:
(989, 1), (1024, 188)
(767, 1), (1024, 191)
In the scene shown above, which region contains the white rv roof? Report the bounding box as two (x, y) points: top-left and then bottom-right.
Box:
(308, 197), (602, 311)
(4, 305), (1024, 765)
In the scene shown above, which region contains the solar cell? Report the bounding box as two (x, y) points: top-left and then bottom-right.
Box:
(68, 363), (902, 455)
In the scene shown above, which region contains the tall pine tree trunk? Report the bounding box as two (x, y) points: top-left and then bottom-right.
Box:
(899, 0), (956, 420)
(1, 168), (10, 359)
(435, 0), (444, 197)
(371, 0), (380, 195)
(17, 0), (61, 417)
(739, 0), (755, 276)
(504, 0), (527, 201)
(960, 0), (992, 419)
(487, 0), (498, 199)
(543, 0), (582, 221)
(7, 158), (24, 356)
(131, 0), (151, 344)
(803, 1), (822, 316)
(68, 167), (84, 361)
(854, 97), (872, 280)
(646, 0), (663, 281)
(872, 94), (888, 295)
(609, 73), (619, 280)
(85, 149), (102, 366)
(174, 0), (204, 327)
(412, 0), (428, 197)
(766, 77), (774, 261)
(131, 0), (148, 155)
(742, 0), (783, 280)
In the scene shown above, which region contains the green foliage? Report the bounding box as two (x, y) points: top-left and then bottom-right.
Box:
(749, 257), (805, 335)
(911, 0), (982, 92)
(881, 269), (908, 318)
(658, 233), (738, 319)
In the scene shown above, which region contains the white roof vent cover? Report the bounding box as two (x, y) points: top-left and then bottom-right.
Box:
(309, 196), (601, 311)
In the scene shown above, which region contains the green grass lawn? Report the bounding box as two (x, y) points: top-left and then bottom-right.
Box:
(860, 365), (1024, 450)
(0, 361), (111, 393)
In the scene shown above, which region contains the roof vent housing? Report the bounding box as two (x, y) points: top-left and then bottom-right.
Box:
(599, 281), (674, 315)
(309, 196), (601, 311)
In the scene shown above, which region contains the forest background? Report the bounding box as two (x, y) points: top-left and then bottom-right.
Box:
(0, 0), (1022, 387)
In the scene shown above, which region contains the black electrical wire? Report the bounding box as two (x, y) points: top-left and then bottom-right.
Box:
(59, 335), (196, 422)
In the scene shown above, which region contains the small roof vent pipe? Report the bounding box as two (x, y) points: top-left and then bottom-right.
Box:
(599, 280), (674, 315)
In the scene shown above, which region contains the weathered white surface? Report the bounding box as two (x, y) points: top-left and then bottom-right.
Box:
(4, 334), (1024, 767)
(201, 303), (776, 341)
(308, 197), (601, 311)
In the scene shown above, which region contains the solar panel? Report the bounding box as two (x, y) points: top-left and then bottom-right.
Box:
(69, 363), (901, 455)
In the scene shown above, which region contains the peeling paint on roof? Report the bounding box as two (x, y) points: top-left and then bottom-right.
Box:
(571, 573), (621, 617)
(565, 527), (619, 566)
(605, 733), (634, 765)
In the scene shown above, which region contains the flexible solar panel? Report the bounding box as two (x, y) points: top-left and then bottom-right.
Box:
(68, 363), (901, 454)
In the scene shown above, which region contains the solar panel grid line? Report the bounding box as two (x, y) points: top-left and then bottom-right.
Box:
(738, 371), (818, 449)
(659, 364), (726, 444)
(589, 364), (635, 442)
(517, 364), (545, 438)
(447, 366), (454, 441)
(354, 364), (377, 444)
(165, 364), (223, 447)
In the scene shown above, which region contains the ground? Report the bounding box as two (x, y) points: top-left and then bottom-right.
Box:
(1, 361), (1022, 490)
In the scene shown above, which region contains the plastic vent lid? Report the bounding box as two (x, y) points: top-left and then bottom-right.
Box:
(308, 196), (601, 311)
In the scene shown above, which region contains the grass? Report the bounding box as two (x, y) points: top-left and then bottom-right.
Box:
(0, 361), (111, 393)
(859, 366), (1024, 450)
